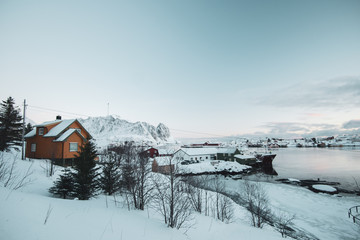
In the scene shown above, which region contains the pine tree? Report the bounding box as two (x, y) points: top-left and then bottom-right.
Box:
(99, 152), (122, 195)
(49, 168), (74, 199)
(72, 140), (100, 200)
(25, 123), (33, 134)
(0, 97), (23, 151)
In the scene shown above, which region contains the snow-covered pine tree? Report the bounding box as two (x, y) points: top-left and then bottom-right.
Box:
(0, 97), (23, 151)
(99, 151), (121, 195)
(25, 123), (33, 135)
(72, 139), (100, 200)
(49, 168), (74, 199)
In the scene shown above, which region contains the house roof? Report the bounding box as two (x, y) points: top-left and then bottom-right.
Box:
(27, 118), (92, 140)
(24, 129), (36, 138)
(44, 119), (76, 137)
(178, 148), (219, 156)
(35, 120), (62, 127)
(177, 147), (237, 156)
(53, 129), (86, 142)
(217, 148), (237, 154)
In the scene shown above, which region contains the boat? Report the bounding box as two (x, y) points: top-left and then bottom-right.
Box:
(235, 149), (277, 175)
(254, 152), (277, 175)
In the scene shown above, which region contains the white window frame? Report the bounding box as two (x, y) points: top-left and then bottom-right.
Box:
(69, 142), (78, 152)
(31, 143), (36, 152)
(38, 128), (44, 135)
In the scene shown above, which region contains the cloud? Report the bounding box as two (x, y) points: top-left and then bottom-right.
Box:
(257, 76), (360, 109)
(258, 122), (339, 138)
(342, 120), (360, 129)
(237, 120), (360, 138)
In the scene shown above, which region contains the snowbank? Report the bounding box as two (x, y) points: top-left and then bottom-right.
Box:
(178, 160), (250, 174)
(312, 184), (337, 193)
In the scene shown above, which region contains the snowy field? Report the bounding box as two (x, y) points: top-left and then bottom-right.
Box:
(0, 151), (285, 240)
(0, 151), (359, 240)
(211, 176), (360, 240)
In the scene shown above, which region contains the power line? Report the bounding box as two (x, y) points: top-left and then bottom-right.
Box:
(27, 104), (229, 138)
(169, 128), (229, 137)
(27, 105), (90, 118)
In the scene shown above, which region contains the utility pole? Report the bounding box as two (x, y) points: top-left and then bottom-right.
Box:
(21, 99), (27, 160)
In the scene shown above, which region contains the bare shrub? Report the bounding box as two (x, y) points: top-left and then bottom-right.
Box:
(118, 143), (153, 210)
(44, 204), (53, 225)
(40, 159), (56, 177)
(151, 157), (193, 229)
(274, 211), (296, 238)
(241, 180), (271, 228)
(209, 177), (234, 223)
(0, 153), (34, 190)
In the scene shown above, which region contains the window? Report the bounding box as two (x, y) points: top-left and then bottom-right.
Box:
(31, 144), (36, 152)
(38, 128), (44, 135)
(69, 142), (78, 152)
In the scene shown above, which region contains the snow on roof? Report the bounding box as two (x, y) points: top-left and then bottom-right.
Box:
(35, 120), (62, 127)
(53, 129), (84, 142)
(158, 148), (178, 155)
(44, 119), (76, 137)
(217, 148), (237, 154)
(234, 154), (256, 160)
(178, 147), (236, 156)
(24, 129), (36, 138)
(178, 160), (250, 174)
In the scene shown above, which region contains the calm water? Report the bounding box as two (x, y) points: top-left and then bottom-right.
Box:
(270, 148), (360, 190)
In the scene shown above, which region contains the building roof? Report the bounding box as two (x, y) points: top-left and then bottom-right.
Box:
(53, 129), (86, 142)
(177, 147), (237, 156)
(179, 147), (219, 156)
(24, 129), (36, 138)
(44, 119), (76, 137)
(35, 120), (62, 127)
(217, 148), (237, 154)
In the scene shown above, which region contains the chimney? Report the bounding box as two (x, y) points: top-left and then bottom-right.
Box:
(56, 115), (62, 120)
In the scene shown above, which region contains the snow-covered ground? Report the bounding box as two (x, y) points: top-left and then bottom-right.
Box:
(213, 176), (360, 240)
(1, 151), (359, 240)
(0, 151), (284, 240)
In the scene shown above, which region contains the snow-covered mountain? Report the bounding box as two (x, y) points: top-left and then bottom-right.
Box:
(79, 115), (174, 148)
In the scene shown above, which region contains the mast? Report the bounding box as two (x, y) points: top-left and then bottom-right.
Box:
(21, 99), (27, 160)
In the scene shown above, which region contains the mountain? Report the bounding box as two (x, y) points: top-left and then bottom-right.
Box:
(79, 115), (174, 148)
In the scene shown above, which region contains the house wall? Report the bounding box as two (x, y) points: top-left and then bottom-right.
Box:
(68, 121), (90, 139)
(173, 150), (215, 162)
(217, 149), (240, 161)
(144, 148), (159, 158)
(62, 133), (84, 159)
(25, 135), (62, 159)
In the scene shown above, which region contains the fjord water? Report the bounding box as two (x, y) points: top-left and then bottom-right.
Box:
(271, 147), (360, 190)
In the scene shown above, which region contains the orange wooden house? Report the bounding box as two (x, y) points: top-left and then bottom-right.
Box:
(25, 116), (92, 165)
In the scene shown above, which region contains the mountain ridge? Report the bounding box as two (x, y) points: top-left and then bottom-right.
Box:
(78, 115), (174, 148)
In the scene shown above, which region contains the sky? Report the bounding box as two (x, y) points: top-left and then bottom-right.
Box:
(1, 0), (360, 139)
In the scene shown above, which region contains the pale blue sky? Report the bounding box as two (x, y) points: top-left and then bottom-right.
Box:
(1, 0), (360, 138)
